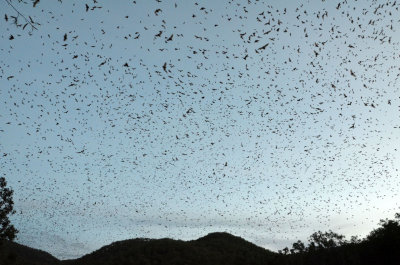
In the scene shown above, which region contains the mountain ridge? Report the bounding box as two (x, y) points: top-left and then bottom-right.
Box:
(0, 232), (277, 265)
(65, 232), (277, 265)
(0, 240), (60, 265)
(1, 218), (399, 265)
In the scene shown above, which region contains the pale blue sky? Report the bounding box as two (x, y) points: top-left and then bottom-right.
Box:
(1, 0), (399, 259)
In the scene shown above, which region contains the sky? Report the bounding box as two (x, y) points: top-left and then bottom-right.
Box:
(0, 0), (400, 260)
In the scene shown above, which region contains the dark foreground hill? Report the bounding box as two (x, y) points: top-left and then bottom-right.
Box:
(0, 240), (60, 265)
(1, 233), (279, 265)
(62, 232), (278, 265)
(1, 213), (400, 265)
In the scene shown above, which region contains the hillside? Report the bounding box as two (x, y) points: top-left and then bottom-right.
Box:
(0, 233), (278, 265)
(0, 240), (60, 265)
(63, 232), (278, 265)
(1, 213), (399, 265)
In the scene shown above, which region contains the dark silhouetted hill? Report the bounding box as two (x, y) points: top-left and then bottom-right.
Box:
(63, 232), (278, 265)
(0, 240), (60, 265)
(2, 213), (400, 265)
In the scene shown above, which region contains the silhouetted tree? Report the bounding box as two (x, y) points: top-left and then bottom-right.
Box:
(367, 213), (400, 242)
(0, 177), (18, 242)
(349, 235), (361, 244)
(307, 230), (345, 250)
(362, 213), (400, 265)
(281, 213), (400, 265)
(290, 240), (305, 253)
(280, 246), (289, 255)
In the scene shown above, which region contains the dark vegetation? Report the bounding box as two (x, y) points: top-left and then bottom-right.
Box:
(0, 240), (59, 265)
(62, 232), (277, 265)
(1, 213), (400, 265)
(0, 177), (18, 242)
(1, 179), (400, 264)
(277, 213), (400, 265)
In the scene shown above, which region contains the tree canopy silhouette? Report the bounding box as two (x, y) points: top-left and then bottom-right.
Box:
(280, 212), (400, 265)
(0, 214), (400, 265)
(0, 177), (18, 242)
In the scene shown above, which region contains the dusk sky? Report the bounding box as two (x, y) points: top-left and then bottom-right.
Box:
(1, 0), (399, 260)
